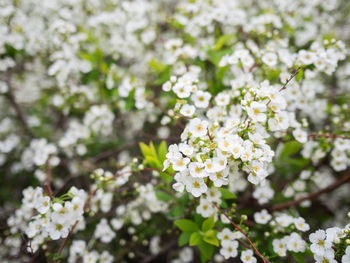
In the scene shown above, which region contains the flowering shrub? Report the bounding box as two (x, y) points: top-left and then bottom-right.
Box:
(0, 0), (350, 262)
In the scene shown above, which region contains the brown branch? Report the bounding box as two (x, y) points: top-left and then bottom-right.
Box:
(207, 128), (213, 141)
(54, 220), (78, 261)
(212, 202), (270, 263)
(53, 184), (100, 263)
(278, 67), (301, 92)
(308, 133), (350, 140)
(44, 183), (54, 201)
(270, 173), (350, 211)
(267, 67), (301, 106)
(5, 72), (34, 138)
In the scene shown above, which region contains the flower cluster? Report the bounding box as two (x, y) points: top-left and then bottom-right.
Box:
(0, 0), (350, 262)
(7, 186), (86, 252)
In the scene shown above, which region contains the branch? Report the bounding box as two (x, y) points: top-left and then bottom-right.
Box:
(278, 67), (301, 92)
(54, 220), (79, 261)
(267, 67), (301, 106)
(308, 133), (350, 140)
(212, 202), (270, 263)
(270, 173), (350, 211)
(4, 72), (34, 138)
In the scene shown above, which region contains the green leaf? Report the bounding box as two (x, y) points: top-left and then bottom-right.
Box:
(202, 216), (215, 232)
(158, 141), (167, 164)
(219, 188), (237, 199)
(198, 242), (215, 262)
(215, 34), (234, 50)
(203, 230), (219, 246)
(53, 197), (64, 204)
(148, 142), (158, 159)
(148, 58), (166, 73)
(280, 141), (302, 158)
(155, 191), (173, 202)
(174, 219), (199, 232)
(139, 142), (153, 158)
(178, 232), (191, 247)
(171, 205), (185, 217)
(207, 49), (231, 66)
(189, 232), (202, 246)
(296, 68), (304, 81)
(291, 252), (307, 263)
(145, 155), (161, 168)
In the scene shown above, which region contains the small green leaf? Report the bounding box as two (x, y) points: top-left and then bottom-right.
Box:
(280, 141), (302, 158)
(139, 142), (153, 158)
(291, 252), (307, 263)
(189, 232), (202, 246)
(202, 216), (215, 232)
(215, 34), (234, 50)
(296, 68), (304, 81)
(148, 142), (158, 159)
(155, 191), (173, 202)
(203, 230), (219, 246)
(174, 219), (199, 232)
(219, 188), (237, 199)
(53, 197), (64, 204)
(198, 242), (215, 262)
(148, 58), (166, 73)
(207, 49), (231, 66)
(171, 205), (185, 217)
(158, 141), (167, 164)
(145, 155), (161, 168)
(178, 232), (191, 247)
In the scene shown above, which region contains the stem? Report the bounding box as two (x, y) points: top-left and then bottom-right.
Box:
(278, 67), (301, 92)
(212, 202), (270, 263)
(44, 183), (54, 201)
(54, 220), (78, 260)
(270, 173), (350, 211)
(5, 73), (34, 138)
(308, 133), (350, 140)
(267, 67), (301, 106)
(207, 128), (213, 141)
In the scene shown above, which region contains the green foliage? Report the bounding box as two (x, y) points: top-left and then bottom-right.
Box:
(155, 191), (173, 202)
(276, 141), (309, 175)
(189, 232), (202, 246)
(215, 34), (235, 50)
(201, 216), (215, 232)
(174, 219), (199, 232)
(203, 230), (219, 246)
(139, 141), (173, 182)
(175, 216), (218, 261)
(157, 141), (168, 164)
(178, 232), (191, 247)
(198, 242), (215, 262)
(219, 188), (237, 200)
(290, 252), (307, 263)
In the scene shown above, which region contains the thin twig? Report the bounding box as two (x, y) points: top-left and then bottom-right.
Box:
(212, 202), (270, 263)
(278, 67), (301, 92)
(267, 67), (301, 106)
(270, 173), (350, 211)
(308, 133), (350, 140)
(5, 72), (34, 138)
(207, 128), (213, 141)
(44, 183), (54, 201)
